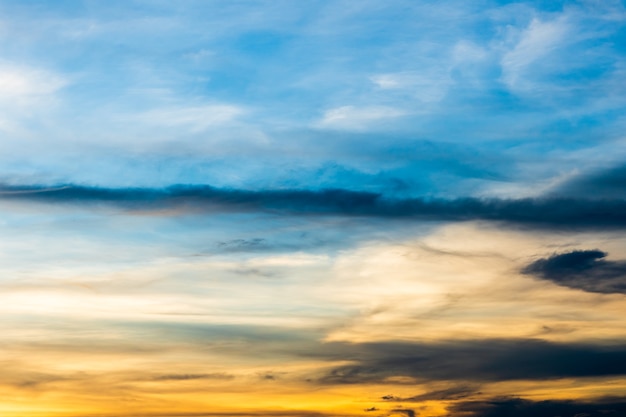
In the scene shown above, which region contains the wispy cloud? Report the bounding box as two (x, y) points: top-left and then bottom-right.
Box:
(0, 62), (66, 131)
(500, 16), (570, 94)
(135, 104), (244, 132)
(0, 64), (66, 97)
(370, 71), (451, 103)
(317, 105), (407, 130)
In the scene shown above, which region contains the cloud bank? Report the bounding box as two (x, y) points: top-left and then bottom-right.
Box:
(4, 183), (626, 229)
(315, 338), (626, 384)
(449, 396), (626, 417)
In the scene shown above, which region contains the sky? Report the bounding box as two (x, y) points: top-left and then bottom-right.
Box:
(2, 1), (626, 416)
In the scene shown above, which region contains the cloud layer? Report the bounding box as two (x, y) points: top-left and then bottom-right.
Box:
(4, 183), (626, 229)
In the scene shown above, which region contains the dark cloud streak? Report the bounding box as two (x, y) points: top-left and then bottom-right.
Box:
(4, 183), (626, 229)
(383, 386), (479, 402)
(449, 396), (626, 417)
(152, 373), (234, 382)
(314, 339), (626, 383)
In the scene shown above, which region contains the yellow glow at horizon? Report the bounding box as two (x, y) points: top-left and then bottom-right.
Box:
(1, 222), (625, 415)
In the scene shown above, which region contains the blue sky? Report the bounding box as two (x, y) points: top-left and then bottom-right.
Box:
(2, 0), (626, 196)
(2, 2), (626, 417)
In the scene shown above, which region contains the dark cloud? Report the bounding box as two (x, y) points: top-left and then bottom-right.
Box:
(0, 371), (69, 390)
(314, 339), (626, 383)
(391, 409), (416, 417)
(216, 238), (269, 252)
(382, 386), (478, 402)
(522, 250), (626, 294)
(449, 396), (626, 417)
(21, 320), (626, 387)
(5, 183), (626, 228)
(553, 163), (626, 199)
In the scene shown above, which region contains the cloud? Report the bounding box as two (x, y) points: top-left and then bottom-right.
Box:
(448, 396), (626, 417)
(75, 412), (343, 417)
(552, 163), (626, 199)
(370, 70), (451, 102)
(390, 409), (416, 417)
(152, 373), (234, 382)
(314, 338), (626, 383)
(216, 238), (269, 252)
(0, 63), (66, 131)
(0, 64), (66, 98)
(382, 385), (479, 402)
(135, 104), (244, 132)
(5, 183), (626, 229)
(501, 16), (570, 93)
(522, 250), (626, 294)
(317, 106), (407, 130)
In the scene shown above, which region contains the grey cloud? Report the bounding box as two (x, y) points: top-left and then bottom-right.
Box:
(553, 163), (626, 199)
(313, 339), (626, 383)
(382, 385), (479, 402)
(216, 238), (268, 252)
(152, 373), (234, 382)
(391, 409), (416, 417)
(83, 321), (626, 386)
(522, 250), (626, 294)
(12, 321), (626, 387)
(5, 183), (626, 229)
(448, 396), (626, 417)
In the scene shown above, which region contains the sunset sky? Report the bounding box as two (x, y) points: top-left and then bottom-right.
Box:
(2, 1), (626, 416)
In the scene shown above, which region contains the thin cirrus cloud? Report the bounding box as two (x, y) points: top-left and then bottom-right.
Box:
(316, 105), (408, 130)
(500, 16), (570, 94)
(134, 104), (245, 132)
(0, 64), (65, 97)
(0, 63), (66, 131)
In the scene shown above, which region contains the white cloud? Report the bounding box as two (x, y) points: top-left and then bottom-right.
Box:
(453, 40), (488, 64)
(325, 223), (626, 343)
(370, 74), (405, 89)
(0, 64), (66, 99)
(0, 64), (67, 133)
(370, 70), (452, 103)
(137, 104), (244, 132)
(369, 42), (487, 104)
(317, 105), (407, 130)
(500, 17), (570, 92)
